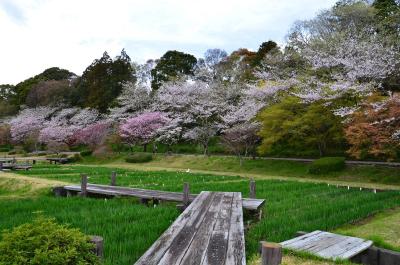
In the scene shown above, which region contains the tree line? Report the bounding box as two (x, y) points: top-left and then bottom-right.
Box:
(0, 0), (399, 161)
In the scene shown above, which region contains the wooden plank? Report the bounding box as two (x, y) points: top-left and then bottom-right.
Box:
(63, 184), (265, 211)
(157, 193), (224, 264)
(281, 230), (323, 248)
(281, 231), (373, 261)
(316, 237), (364, 259)
(200, 193), (234, 265)
(337, 240), (373, 259)
(135, 192), (214, 265)
(225, 192), (246, 265)
(174, 193), (230, 265)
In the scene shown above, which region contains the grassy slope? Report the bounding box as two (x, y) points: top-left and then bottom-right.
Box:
(336, 208), (400, 251)
(80, 154), (400, 189)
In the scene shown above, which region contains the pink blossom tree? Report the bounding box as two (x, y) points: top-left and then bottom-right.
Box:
(71, 122), (111, 151)
(119, 112), (169, 152)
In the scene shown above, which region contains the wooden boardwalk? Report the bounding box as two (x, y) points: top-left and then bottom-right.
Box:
(62, 183), (265, 211)
(135, 191), (246, 265)
(281, 230), (373, 260)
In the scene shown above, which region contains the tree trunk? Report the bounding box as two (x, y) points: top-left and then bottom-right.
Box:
(203, 143), (209, 156)
(239, 155), (243, 167)
(143, 143), (147, 152)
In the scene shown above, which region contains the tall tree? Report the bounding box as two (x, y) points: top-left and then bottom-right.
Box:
(151, 50), (197, 90)
(73, 50), (134, 113)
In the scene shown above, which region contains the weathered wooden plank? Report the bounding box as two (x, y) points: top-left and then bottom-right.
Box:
(157, 193), (224, 265)
(135, 191), (214, 265)
(280, 230), (323, 247)
(225, 192), (246, 265)
(337, 240), (373, 259)
(281, 231), (374, 261)
(200, 193), (234, 265)
(63, 184), (265, 211)
(316, 237), (364, 259)
(174, 193), (229, 265)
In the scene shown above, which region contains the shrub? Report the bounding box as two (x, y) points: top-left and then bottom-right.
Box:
(80, 150), (93, 157)
(125, 153), (153, 163)
(69, 154), (83, 163)
(0, 217), (100, 265)
(8, 151), (16, 155)
(0, 147), (10, 152)
(309, 157), (346, 174)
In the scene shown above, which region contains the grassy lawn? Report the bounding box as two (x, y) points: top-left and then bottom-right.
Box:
(336, 208), (400, 252)
(1, 164), (399, 264)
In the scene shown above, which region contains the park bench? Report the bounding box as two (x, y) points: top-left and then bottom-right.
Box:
(60, 183), (265, 212)
(135, 191), (246, 265)
(0, 162), (32, 171)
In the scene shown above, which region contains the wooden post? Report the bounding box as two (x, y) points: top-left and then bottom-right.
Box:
(33, 159), (36, 165)
(261, 242), (282, 265)
(250, 179), (256, 199)
(81, 174), (88, 197)
(110, 171), (117, 186)
(90, 236), (104, 259)
(183, 182), (190, 207)
(0, 162), (3, 171)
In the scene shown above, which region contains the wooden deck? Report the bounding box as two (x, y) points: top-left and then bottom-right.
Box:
(62, 183), (265, 211)
(135, 191), (246, 265)
(281, 230), (373, 260)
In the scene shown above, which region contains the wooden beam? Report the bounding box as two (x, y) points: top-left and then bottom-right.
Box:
(90, 235), (104, 259)
(261, 241), (282, 265)
(80, 174), (88, 197)
(183, 182), (190, 207)
(110, 171), (117, 186)
(250, 179), (256, 199)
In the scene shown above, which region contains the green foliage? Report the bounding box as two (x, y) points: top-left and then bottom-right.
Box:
(251, 40), (278, 66)
(309, 157), (346, 174)
(257, 97), (345, 157)
(80, 150), (93, 157)
(151, 50), (197, 90)
(125, 153), (153, 163)
(69, 154), (83, 163)
(0, 217), (100, 265)
(13, 67), (75, 106)
(71, 50), (134, 113)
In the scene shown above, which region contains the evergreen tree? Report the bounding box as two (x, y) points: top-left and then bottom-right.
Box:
(73, 49), (135, 113)
(151, 50), (197, 91)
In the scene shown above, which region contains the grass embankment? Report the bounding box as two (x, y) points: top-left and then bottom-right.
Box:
(6, 164), (400, 264)
(81, 153), (400, 188)
(336, 208), (400, 252)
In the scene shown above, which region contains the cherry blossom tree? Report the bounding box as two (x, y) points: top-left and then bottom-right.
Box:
(71, 122), (111, 151)
(109, 82), (152, 120)
(9, 107), (56, 147)
(221, 122), (260, 166)
(119, 112), (169, 151)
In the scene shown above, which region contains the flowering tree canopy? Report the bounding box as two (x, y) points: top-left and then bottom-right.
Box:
(119, 112), (169, 149)
(72, 122), (111, 150)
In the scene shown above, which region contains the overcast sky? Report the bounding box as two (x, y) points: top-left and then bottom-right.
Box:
(0, 0), (337, 85)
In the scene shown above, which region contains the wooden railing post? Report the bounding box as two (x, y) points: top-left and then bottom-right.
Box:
(0, 162), (3, 171)
(110, 171), (117, 186)
(183, 182), (190, 207)
(250, 179), (256, 199)
(81, 174), (88, 197)
(261, 242), (282, 265)
(90, 235), (104, 259)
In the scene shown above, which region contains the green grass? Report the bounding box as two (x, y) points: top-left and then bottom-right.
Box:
(0, 196), (178, 265)
(77, 154), (400, 186)
(4, 164), (400, 264)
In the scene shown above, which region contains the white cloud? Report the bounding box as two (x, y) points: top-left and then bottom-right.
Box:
(0, 0), (337, 84)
